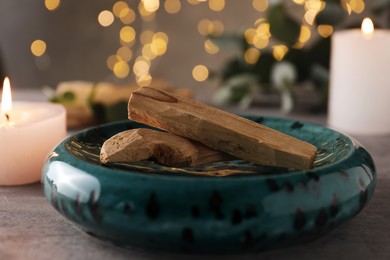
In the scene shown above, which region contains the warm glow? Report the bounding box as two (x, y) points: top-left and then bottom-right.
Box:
(138, 2), (156, 21)
(117, 46), (133, 62)
(244, 48), (260, 64)
(361, 17), (374, 35)
(204, 40), (220, 54)
(350, 0), (365, 14)
(252, 0), (268, 12)
(142, 0), (160, 12)
(245, 28), (257, 44)
(106, 55), (118, 71)
(298, 25), (311, 43)
(192, 65), (209, 82)
(1, 77), (12, 116)
(31, 40), (47, 57)
(119, 8), (136, 24)
(142, 44), (157, 60)
(113, 61), (130, 78)
(141, 30), (155, 44)
(212, 20), (224, 36)
(256, 23), (271, 39)
(136, 74), (153, 87)
(113, 1), (129, 17)
(45, 0), (61, 11)
(164, 0), (181, 14)
(209, 0), (225, 12)
(98, 10), (114, 27)
(272, 45), (288, 61)
(318, 25), (333, 38)
(133, 58), (151, 77)
(198, 19), (211, 36)
(253, 35), (269, 49)
(120, 26), (136, 43)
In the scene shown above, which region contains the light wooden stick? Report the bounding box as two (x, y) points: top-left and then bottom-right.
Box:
(128, 87), (317, 169)
(100, 128), (231, 167)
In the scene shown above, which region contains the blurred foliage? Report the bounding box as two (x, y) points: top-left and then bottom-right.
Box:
(210, 0), (382, 112)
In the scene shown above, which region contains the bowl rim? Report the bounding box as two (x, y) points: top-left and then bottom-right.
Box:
(54, 116), (360, 182)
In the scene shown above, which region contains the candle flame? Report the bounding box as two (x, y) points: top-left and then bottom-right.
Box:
(361, 17), (374, 35)
(1, 77), (12, 118)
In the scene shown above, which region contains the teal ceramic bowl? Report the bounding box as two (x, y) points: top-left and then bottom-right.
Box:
(41, 116), (376, 254)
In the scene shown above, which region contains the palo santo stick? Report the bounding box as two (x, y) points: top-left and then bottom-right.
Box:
(100, 128), (231, 167)
(128, 87), (317, 169)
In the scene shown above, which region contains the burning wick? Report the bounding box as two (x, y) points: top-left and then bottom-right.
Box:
(1, 77), (12, 125)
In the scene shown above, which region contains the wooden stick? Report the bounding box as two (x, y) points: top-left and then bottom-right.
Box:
(100, 128), (232, 167)
(128, 87), (317, 169)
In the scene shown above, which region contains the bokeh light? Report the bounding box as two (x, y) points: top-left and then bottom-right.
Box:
(298, 25), (311, 43)
(317, 24), (333, 38)
(120, 26), (136, 43)
(252, 0), (268, 12)
(113, 1), (129, 17)
(204, 40), (220, 54)
(117, 46), (133, 62)
(133, 57), (151, 77)
(45, 0), (60, 11)
(143, 0), (160, 12)
(192, 65), (209, 82)
(114, 61), (130, 78)
(164, 0), (181, 14)
(244, 48), (260, 64)
(209, 0), (225, 12)
(31, 40), (47, 57)
(98, 10), (115, 27)
(272, 45), (288, 61)
(119, 8), (136, 24)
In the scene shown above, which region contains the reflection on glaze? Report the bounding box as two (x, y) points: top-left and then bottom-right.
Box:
(40, 118), (377, 254)
(46, 161), (101, 202)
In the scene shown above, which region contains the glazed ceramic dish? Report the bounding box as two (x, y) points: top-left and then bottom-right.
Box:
(41, 116), (376, 254)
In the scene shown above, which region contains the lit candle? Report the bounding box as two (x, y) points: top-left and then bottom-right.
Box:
(0, 77), (66, 185)
(328, 18), (390, 135)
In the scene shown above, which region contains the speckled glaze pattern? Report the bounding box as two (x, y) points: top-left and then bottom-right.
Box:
(41, 116), (376, 254)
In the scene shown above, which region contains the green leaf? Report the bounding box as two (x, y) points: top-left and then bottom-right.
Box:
(62, 91), (75, 102)
(267, 4), (300, 45)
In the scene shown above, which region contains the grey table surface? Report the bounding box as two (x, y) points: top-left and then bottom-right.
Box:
(1, 93), (389, 260)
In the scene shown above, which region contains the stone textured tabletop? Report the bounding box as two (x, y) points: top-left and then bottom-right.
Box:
(1, 107), (389, 260)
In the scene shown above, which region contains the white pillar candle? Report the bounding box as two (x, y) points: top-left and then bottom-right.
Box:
(0, 78), (66, 186)
(328, 18), (390, 135)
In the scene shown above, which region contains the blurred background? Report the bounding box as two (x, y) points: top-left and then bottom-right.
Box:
(0, 0), (387, 127)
